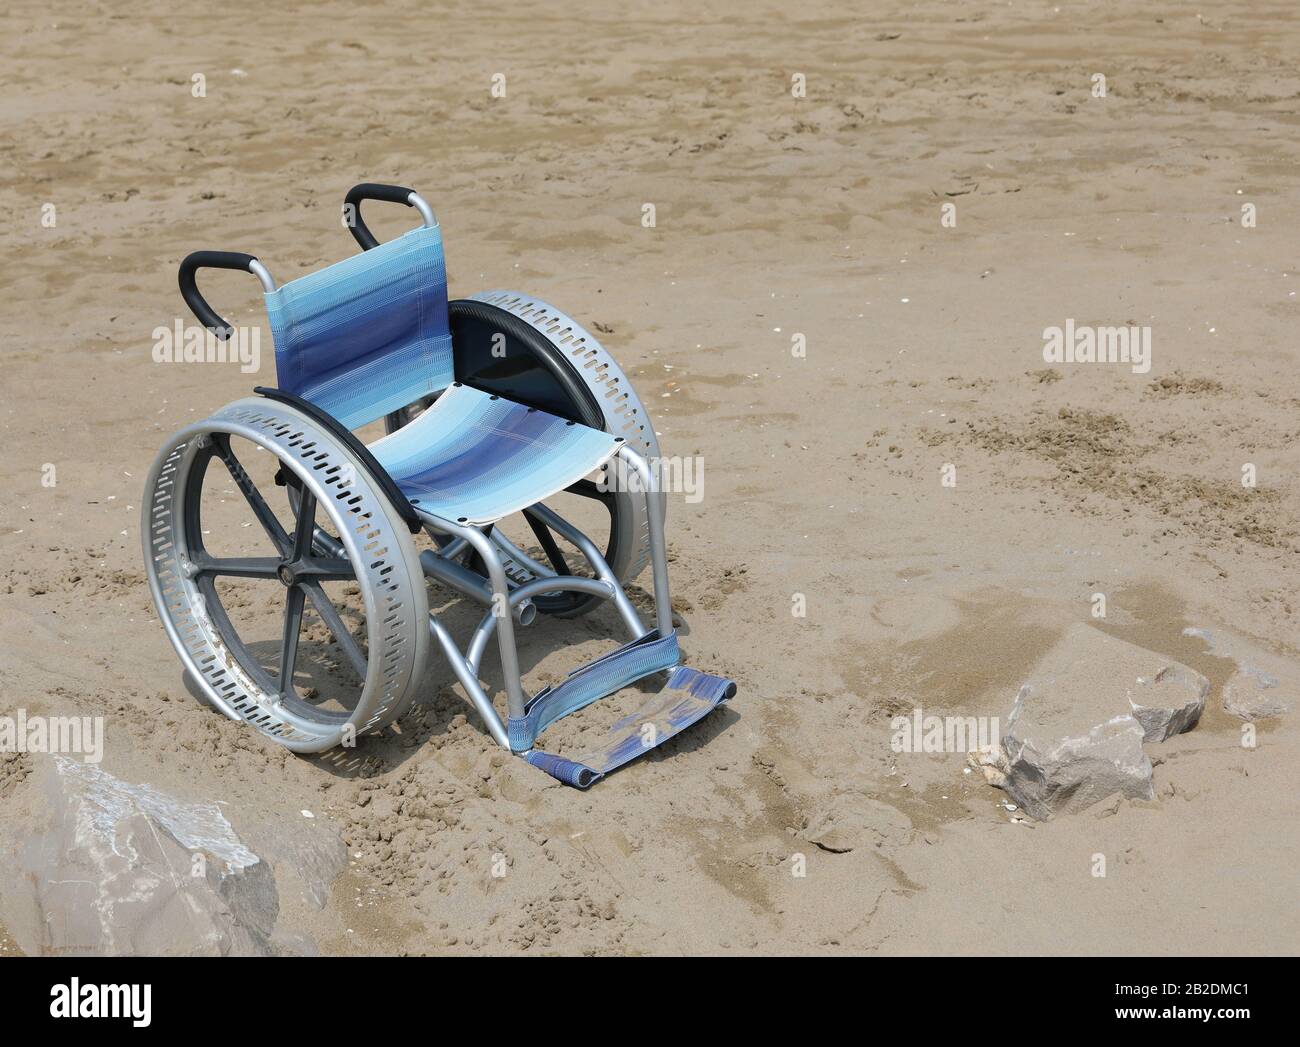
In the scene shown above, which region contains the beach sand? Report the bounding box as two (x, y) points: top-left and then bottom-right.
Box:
(1, 0), (1298, 953)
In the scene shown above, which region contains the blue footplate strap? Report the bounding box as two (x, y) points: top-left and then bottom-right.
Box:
(521, 665), (736, 789)
(508, 629), (681, 751)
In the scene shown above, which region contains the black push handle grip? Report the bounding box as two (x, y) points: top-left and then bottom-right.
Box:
(343, 183), (419, 251)
(179, 251), (262, 340)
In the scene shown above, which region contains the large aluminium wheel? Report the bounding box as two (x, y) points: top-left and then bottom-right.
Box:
(386, 292), (663, 619)
(142, 397), (429, 752)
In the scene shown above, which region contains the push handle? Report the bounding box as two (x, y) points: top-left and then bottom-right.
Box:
(178, 251), (274, 340)
(343, 183), (436, 251)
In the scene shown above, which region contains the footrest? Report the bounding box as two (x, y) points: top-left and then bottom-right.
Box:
(508, 629), (681, 751)
(521, 666), (736, 788)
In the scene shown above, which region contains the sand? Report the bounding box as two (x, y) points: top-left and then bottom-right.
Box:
(1, 0), (1298, 954)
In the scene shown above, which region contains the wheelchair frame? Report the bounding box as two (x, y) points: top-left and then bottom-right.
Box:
(143, 184), (733, 788)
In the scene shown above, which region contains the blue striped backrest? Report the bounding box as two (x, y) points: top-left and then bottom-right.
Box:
(264, 225), (453, 429)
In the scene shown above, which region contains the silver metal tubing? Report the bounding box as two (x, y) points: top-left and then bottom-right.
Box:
(408, 192), (438, 229)
(614, 445), (675, 638)
(420, 549), (536, 625)
(420, 512), (528, 722)
(528, 502), (647, 638)
(492, 529), (556, 579)
(427, 616), (510, 748)
(248, 259), (277, 292)
(311, 527), (346, 559)
(435, 534), (470, 561)
(419, 515), (459, 540)
(465, 575), (628, 674)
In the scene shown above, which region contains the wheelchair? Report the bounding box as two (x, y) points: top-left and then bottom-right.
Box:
(142, 183), (734, 787)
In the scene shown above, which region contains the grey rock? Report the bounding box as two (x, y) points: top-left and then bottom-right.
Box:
(243, 816), (347, 910)
(986, 624), (1206, 820)
(0, 757), (341, 956)
(1130, 664), (1208, 741)
(1222, 667), (1293, 721)
(1000, 695), (1154, 820)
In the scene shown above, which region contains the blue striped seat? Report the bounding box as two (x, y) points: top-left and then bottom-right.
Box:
(369, 384), (617, 526)
(264, 223), (617, 524)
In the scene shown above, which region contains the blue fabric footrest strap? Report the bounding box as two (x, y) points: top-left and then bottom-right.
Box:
(520, 665), (736, 789)
(508, 629), (682, 752)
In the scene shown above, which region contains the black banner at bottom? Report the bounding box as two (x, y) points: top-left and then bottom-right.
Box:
(0, 955), (1290, 1031)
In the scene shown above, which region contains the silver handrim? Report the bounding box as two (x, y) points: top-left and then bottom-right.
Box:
(142, 397), (428, 753)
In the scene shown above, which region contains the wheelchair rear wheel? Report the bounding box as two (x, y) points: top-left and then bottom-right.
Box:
(142, 398), (428, 752)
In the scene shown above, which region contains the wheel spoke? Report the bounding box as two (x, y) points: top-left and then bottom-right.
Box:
(279, 586), (306, 694)
(287, 480), (347, 559)
(302, 581), (368, 678)
(566, 477), (617, 508)
(193, 555), (281, 579)
(213, 435), (292, 553)
(292, 490), (317, 561)
(193, 575), (284, 697)
(295, 558), (356, 580)
(523, 509), (572, 577)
